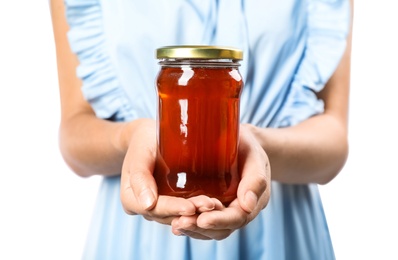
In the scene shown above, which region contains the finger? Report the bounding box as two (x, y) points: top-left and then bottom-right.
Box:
(147, 196), (197, 217)
(122, 189), (197, 218)
(175, 229), (213, 240)
(122, 186), (197, 224)
(120, 161), (158, 213)
(171, 216), (212, 240)
(195, 199), (248, 230)
(184, 228), (233, 241)
(237, 126), (271, 214)
(124, 144), (198, 217)
(142, 201), (197, 225)
(211, 198), (225, 210)
(187, 195), (218, 212)
(173, 215), (234, 240)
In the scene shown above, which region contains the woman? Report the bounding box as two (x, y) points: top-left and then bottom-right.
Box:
(50, 0), (353, 259)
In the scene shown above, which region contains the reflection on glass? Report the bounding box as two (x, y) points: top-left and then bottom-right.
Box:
(179, 99), (188, 138)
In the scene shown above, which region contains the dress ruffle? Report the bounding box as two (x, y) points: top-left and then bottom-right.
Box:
(65, 0), (133, 121)
(276, 0), (350, 127)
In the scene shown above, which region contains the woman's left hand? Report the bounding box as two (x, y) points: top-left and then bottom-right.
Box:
(170, 124), (271, 240)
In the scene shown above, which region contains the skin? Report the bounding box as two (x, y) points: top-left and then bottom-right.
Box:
(50, 0), (353, 240)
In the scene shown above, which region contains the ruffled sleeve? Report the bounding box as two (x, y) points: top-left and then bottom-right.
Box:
(65, 0), (134, 121)
(276, 0), (351, 127)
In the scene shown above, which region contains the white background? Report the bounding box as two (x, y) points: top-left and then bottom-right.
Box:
(0, 1), (397, 259)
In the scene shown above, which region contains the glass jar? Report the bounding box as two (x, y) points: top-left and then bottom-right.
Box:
(154, 45), (244, 205)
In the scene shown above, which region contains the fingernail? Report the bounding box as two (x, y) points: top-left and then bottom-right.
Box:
(139, 189), (155, 209)
(244, 191), (258, 213)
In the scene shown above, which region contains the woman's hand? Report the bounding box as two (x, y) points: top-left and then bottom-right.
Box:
(120, 119), (218, 225)
(120, 121), (271, 236)
(170, 124), (271, 240)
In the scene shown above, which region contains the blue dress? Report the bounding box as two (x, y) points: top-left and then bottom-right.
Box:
(65, 0), (351, 259)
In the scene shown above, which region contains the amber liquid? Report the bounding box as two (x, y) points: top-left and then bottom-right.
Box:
(155, 66), (243, 205)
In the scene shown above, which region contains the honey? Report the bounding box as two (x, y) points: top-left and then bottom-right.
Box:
(154, 46), (243, 205)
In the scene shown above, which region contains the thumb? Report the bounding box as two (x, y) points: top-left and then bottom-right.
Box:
(124, 120), (158, 211)
(237, 126), (271, 214)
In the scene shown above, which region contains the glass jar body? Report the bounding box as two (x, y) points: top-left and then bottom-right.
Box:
(155, 59), (243, 205)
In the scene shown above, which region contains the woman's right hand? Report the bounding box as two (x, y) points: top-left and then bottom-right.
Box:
(120, 118), (218, 225)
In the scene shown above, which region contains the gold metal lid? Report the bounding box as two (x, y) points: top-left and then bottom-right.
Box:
(156, 45), (243, 60)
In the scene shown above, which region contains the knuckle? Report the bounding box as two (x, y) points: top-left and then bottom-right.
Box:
(256, 169), (268, 190)
(121, 204), (137, 215)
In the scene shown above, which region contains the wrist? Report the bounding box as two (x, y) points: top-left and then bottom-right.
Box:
(114, 118), (156, 154)
(241, 123), (287, 181)
(242, 123), (267, 149)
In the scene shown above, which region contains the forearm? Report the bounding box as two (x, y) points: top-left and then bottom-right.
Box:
(249, 113), (348, 185)
(59, 112), (140, 177)
(259, 1), (353, 185)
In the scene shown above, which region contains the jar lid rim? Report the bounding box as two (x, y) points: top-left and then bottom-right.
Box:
(156, 45), (243, 60)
